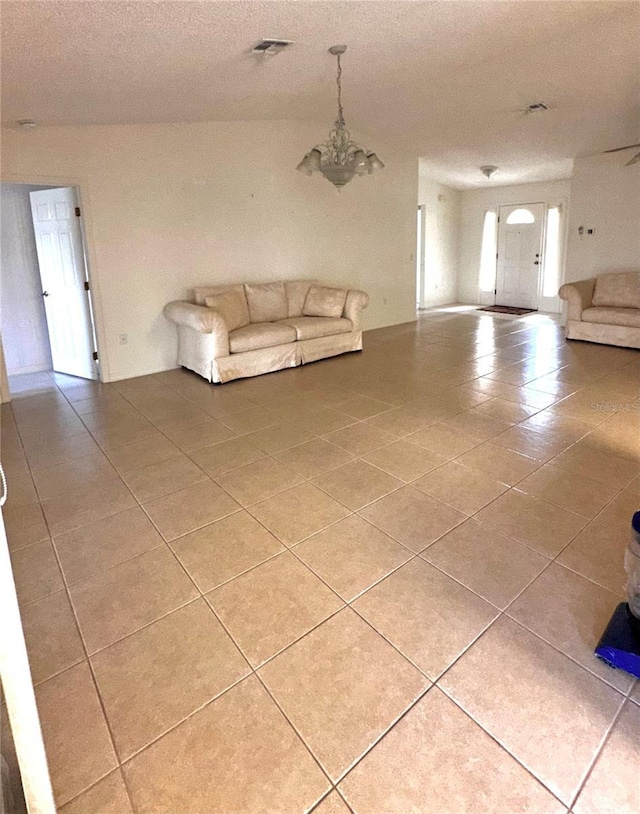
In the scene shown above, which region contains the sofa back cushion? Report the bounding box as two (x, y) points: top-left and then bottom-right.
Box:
(284, 280), (315, 317)
(244, 282), (288, 323)
(194, 283), (245, 306)
(204, 290), (250, 332)
(303, 285), (348, 318)
(592, 271), (640, 309)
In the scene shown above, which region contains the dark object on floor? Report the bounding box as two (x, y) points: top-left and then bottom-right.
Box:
(594, 510), (640, 679)
(478, 305), (537, 315)
(595, 602), (640, 679)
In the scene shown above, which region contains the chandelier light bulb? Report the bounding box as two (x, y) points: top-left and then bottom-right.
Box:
(296, 45), (384, 188)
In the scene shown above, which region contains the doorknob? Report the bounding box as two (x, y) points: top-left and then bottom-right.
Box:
(534, 261), (540, 265)
(42, 291), (49, 297)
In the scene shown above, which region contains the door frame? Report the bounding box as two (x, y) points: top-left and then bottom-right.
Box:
(416, 205), (426, 309)
(496, 201), (545, 309)
(477, 198), (569, 313)
(0, 173), (108, 381)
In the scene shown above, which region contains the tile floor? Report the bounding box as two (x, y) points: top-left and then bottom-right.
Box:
(1, 307), (639, 813)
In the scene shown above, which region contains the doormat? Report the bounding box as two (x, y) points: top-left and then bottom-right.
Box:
(478, 305), (537, 316)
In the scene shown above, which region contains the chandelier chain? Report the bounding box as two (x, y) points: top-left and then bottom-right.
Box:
(336, 54), (344, 125)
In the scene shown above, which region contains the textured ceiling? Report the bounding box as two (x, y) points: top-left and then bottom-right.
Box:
(2, 1), (639, 188)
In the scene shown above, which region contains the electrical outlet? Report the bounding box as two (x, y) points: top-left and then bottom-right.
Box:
(118, 333), (128, 345)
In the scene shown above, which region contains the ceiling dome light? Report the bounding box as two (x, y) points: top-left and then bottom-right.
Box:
(297, 45), (384, 189)
(480, 165), (498, 179)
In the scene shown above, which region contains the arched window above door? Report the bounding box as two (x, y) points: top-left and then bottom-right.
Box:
(506, 208), (535, 224)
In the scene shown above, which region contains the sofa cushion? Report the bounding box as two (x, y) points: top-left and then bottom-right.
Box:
(582, 307), (640, 329)
(244, 282), (288, 323)
(204, 291), (250, 332)
(303, 285), (348, 318)
(228, 322), (297, 354)
(278, 316), (353, 341)
(592, 272), (640, 308)
(194, 283), (245, 306)
(284, 280), (315, 317)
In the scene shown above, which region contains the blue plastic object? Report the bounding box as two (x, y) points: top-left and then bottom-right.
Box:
(593, 510), (640, 679)
(594, 602), (640, 679)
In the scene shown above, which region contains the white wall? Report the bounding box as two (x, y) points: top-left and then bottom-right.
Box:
(417, 177), (460, 307)
(457, 179), (571, 305)
(1, 122), (418, 382)
(565, 153), (640, 283)
(0, 183), (53, 376)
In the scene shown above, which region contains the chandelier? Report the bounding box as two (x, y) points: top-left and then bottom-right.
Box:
(296, 45), (384, 188)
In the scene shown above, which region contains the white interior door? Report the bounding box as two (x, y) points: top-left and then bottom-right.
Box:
(29, 188), (97, 379)
(495, 203), (545, 309)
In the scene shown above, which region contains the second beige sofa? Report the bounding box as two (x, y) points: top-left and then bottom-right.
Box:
(559, 271), (640, 349)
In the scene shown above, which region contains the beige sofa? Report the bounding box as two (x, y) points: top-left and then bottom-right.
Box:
(164, 280), (369, 383)
(559, 271), (640, 349)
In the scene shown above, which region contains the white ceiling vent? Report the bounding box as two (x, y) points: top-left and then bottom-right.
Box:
(525, 102), (550, 113)
(251, 39), (293, 56)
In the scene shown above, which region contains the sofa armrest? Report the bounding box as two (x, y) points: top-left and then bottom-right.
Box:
(343, 289), (369, 331)
(164, 301), (230, 357)
(558, 278), (596, 321)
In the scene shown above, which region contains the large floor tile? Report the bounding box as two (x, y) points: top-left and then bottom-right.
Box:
(54, 507), (164, 585)
(360, 486), (465, 552)
(207, 552), (343, 666)
(122, 454), (208, 502)
(507, 563), (632, 692)
(36, 662), (118, 806)
(31, 453), (120, 501)
(106, 435), (182, 473)
(413, 461), (508, 515)
(123, 676), (329, 813)
(143, 479), (241, 541)
(41, 479), (137, 537)
(20, 590), (85, 684)
(325, 423), (396, 456)
(275, 438), (354, 478)
(515, 463), (621, 518)
(3, 501), (50, 551)
(92, 599), (249, 759)
(557, 485), (637, 593)
(69, 546), (198, 653)
(10, 539), (64, 605)
(215, 457), (303, 507)
(157, 417), (235, 451)
(340, 687), (564, 814)
(457, 442), (542, 486)
(476, 489), (588, 557)
(295, 515), (411, 602)
(170, 510), (284, 592)
(405, 423), (481, 459)
(188, 435), (266, 476)
(248, 482), (350, 546)
(573, 701), (640, 814)
(551, 440), (639, 488)
(361, 440), (447, 482)
(312, 459), (402, 511)
(440, 616), (624, 804)
(260, 608), (428, 780)
(245, 422), (317, 454)
(353, 558), (497, 678)
(58, 770), (133, 814)
(422, 518), (547, 609)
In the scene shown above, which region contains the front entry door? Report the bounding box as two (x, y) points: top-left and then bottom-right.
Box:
(495, 203), (545, 309)
(29, 187), (98, 379)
